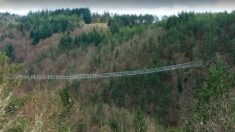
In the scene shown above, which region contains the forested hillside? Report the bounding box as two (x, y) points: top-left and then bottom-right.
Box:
(0, 9), (235, 131)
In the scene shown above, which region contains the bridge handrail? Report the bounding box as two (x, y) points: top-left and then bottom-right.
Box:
(0, 61), (203, 80)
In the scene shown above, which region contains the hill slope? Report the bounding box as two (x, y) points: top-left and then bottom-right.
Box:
(0, 10), (235, 131)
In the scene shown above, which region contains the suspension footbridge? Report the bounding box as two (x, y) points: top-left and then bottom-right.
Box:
(1, 61), (203, 80)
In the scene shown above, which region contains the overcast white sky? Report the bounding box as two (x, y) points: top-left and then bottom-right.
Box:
(0, 0), (234, 17)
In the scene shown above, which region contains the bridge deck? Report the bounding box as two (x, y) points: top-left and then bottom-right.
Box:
(1, 61), (203, 80)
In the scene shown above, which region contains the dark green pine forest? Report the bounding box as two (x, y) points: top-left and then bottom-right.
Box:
(0, 8), (235, 131)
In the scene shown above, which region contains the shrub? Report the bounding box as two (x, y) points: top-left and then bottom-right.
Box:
(5, 95), (31, 115)
(59, 88), (73, 111)
(133, 108), (147, 132)
(58, 34), (74, 51)
(75, 29), (104, 47)
(3, 44), (14, 60)
(108, 20), (120, 34)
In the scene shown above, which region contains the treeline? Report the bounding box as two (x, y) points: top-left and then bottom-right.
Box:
(159, 11), (235, 61)
(0, 13), (20, 25)
(93, 13), (156, 24)
(1, 44), (15, 61)
(19, 8), (157, 45)
(21, 8), (91, 44)
(108, 14), (157, 34)
(58, 30), (105, 51)
(57, 24), (151, 52)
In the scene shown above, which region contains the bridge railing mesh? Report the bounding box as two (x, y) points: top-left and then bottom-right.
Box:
(0, 61), (203, 80)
